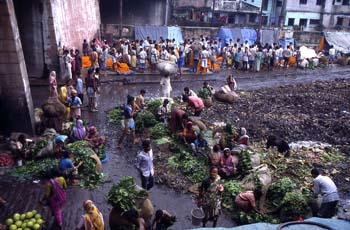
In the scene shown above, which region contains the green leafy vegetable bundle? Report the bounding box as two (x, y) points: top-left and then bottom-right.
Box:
(67, 140), (104, 188)
(167, 151), (208, 183)
(10, 158), (58, 179)
(108, 107), (123, 124)
(107, 176), (148, 213)
(150, 123), (168, 139)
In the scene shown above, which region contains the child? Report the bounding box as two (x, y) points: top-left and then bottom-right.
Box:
(68, 89), (82, 121)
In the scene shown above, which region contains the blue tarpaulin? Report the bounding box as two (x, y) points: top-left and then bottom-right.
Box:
(167, 26), (184, 45)
(193, 217), (350, 230)
(278, 37), (295, 49)
(134, 25), (183, 46)
(216, 27), (257, 48)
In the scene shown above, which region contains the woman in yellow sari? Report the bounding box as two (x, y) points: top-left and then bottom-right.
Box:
(76, 200), (104, 230)
(58, 79), (73, 120)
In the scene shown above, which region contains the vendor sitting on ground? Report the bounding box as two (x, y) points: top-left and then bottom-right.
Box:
(179, 121), (197, 145)
(168, 109), (189, 133)
(85, 126), (105, 152)
(183, 95), (205, 116)
(208, 144), (222, 167)
(70, 119), (87, 141)
(192, 133), (208, 153)
(59, 150), (83, 183)
(11, 134), (31, 160)
(157, 99), (171, 123)
(232, 127), (249, 146)
(182, 86), (198, 98)
(152, 209), (176, 230)
(226, 74), (237, 91)
(202, 81), (215, 97)
(219, 148), (236, 178)
(235, 189), (264, 214)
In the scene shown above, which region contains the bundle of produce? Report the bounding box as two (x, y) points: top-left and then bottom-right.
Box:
(0, 153), (14, 167)
(10, 158), (58, 179)
(167, 151), (207, 183)
(134, 111), (158, 133)
(265, 177), (296, 209)
(107, 176), (148, 213)
(237, 149), (253, 175)
(107, 106), (123, 124)
(5, 210), (44, 230)
(66, 141), (104, 188)
(150, 123), (168, 139)
(222, 180), (244, 209)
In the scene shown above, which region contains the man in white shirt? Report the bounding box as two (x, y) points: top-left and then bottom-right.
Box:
(135, 140), (154, 190)
(311, 168), (339, 218)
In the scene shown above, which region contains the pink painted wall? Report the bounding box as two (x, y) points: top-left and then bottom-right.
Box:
(50, 0), (101, 50)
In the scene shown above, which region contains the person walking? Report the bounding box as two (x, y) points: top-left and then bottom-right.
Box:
(160, 74), (172, 98)
(41, 169), (67, 229)
(135, 140), (154, 190)
(117, 96), (136, 148)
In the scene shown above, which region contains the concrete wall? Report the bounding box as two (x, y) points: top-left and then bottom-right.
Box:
(100, 0), (166, 26)
(51, 0), (101, 50)
(0, 0), (35, 135)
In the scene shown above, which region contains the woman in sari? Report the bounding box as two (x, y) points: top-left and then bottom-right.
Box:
(41, 169), (67, 229)
(219, 148), (236, 178)
(85, 126), (105, 152)
(71, 119), (86, 141)
(198, 166), (224, 227)
(255, 47), (263, 72)
(76, 200), (104, 230)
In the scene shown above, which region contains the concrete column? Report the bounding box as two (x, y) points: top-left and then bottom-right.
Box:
(0, 0), (35, 135)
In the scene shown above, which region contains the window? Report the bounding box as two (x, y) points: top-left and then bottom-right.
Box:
(309, 19), (320, 25)
(336, 17), (344, 26)
(249, 14), (257, 23)
(299, 18), (308, 27)
(300, 0), (307, 4)
(277, 0), (283, 7)
(262, 0), (268, 11)
(288, 18), (295, 26)
(343, 0), (350, 5)
(316, 0), (325, 6)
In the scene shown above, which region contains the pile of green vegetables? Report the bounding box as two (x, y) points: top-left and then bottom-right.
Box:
(107, 176), (148, 212)
(108, 106), (123, 124)
(168, 151), (208, 183)
(134, 111), (158, 133)
(265, 177), (296, 209)
(10, 158), (58, 179)
(67, 141), (105, 188)
(198, 88), (212, 99)
(222, 180), (244, 209)
(237, 149), (253, 175)
(150, 123), (168, 139)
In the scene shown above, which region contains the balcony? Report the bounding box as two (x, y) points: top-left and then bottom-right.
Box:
(214, 1), (241, 12)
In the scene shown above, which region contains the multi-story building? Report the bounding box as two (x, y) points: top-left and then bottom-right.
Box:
(278, 0), (350, 31)
(171, 0), (274, 26)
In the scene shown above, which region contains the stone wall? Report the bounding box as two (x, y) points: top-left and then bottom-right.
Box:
(0, 0), (35, 135)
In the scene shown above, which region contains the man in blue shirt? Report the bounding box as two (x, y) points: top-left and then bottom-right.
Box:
(59, 150), (82, 182)
(118, 95), (136, 148)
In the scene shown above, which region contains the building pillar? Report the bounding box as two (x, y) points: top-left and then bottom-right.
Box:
(0, 0), (35, 135)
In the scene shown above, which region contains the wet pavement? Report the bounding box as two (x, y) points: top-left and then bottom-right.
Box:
(1, 65), (350, 229)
